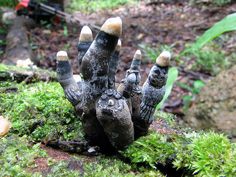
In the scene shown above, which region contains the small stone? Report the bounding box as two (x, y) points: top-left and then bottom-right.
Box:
(0, 116), (11, 137)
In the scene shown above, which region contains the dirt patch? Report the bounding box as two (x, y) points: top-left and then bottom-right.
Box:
(30, 145), (72, 174)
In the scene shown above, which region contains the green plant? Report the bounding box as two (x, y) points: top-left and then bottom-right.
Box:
(179, 13), (236, 75)
(193, 48), (230, 75)
(156, 67), (178, 109)
(122, 132), (176, 168)
(0, 39), (6, 45)
(67, 0), (134, 13)
(47, 161), (81, 177)
(188, 133), (233, 176)
(0, 0), (18, 7)
(185, 13), (236, 53)
(177, 80), (205, 111)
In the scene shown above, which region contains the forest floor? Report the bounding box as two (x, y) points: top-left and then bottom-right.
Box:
(1, 1), (236, 176)
(23, 1), (236, 116)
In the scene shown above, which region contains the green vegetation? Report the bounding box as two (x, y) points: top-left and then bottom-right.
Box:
(157, 67), (178, 109)
(191, 0), (231, 6)
(139, 44), (174, 63)
(0, 135), (46, 177)
(0, 81), (83, 142)
(212, 0), (231, 5)
(67, 0), (135, 13)
(123, 131), (236, 176)
(177, 80), (205, 111)
(190, 47), (230, 75)
(190, 13), (236, 50)
(0, 0), (18, 7)
(83, 156), (164, 177)
(1, 134), (165, 177)
(180, 13), (236, 75)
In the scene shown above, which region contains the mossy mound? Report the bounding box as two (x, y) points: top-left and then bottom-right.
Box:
(1, 64), (236, 176)
(123, 131), (236, 176)
(0, 81), (83, 142)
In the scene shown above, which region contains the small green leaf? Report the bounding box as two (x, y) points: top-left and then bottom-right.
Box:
(156, 67), (178, 109)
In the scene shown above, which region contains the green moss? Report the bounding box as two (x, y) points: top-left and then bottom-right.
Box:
(39, 155), (164, 177)
(122, 132), (176, 169)
(122, 131), (236, 176)
(183, 132), (236, 176)
(47, 161), (81, 177)
(155, 111), (176, 127)
(0, 135), (46, 177)
(0, 81), (83, 142)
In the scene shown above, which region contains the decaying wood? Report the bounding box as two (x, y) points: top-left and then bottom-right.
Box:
(0, 67), (56, 83)
(3, 16), (35, 65)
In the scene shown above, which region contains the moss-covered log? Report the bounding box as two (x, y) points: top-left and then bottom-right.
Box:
(0, 64), (56, 83)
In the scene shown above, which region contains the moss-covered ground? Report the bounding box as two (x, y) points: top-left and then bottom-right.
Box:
(0, 65), (236, 176)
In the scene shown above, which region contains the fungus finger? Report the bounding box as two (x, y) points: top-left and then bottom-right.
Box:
(56, 51), (82, 106)
(81, 17), (122, 93)
(108, 39), (121, 89)
(133, 51), (171, 138)
(140, 51), (171, 122)
(118, 49), (142, 98)
(77, 26), (93, 70)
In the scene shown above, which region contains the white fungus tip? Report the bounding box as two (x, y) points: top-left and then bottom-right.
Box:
(134, 50), (142, 60)
(100, 17), (122, 37)
(79, 25), (93, 42)
(57, 51), (68, 61)
(156, 51), (171, 67)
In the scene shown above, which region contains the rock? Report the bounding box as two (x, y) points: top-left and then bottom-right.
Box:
(185, 65), (236, 139)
